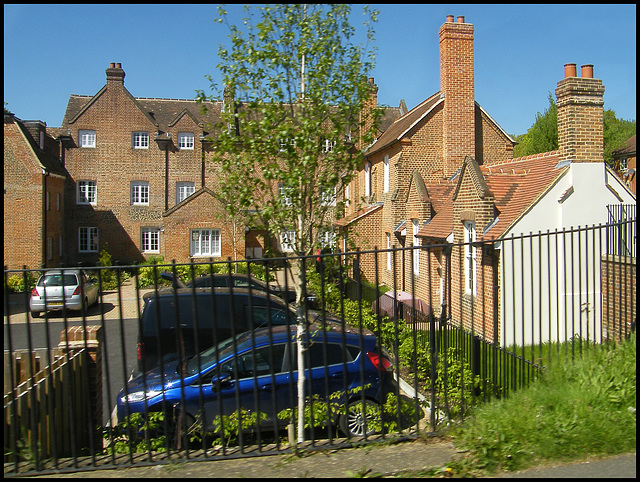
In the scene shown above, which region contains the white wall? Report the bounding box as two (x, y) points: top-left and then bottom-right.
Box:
(498, 162), (635, 347)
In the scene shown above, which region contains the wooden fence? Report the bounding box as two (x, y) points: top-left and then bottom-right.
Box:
(4, 348), (93, 464)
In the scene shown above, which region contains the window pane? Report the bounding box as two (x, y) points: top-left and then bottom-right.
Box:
(176, 182), (195, 203)
(178, 132), (194, 150)
(190, 229), (221, 256)
(133, 132), (149, 149)
(79, 227), (98, 252)
(77, 180), (96, 204)
(141, 228), (159, 252)
(79, 130), (95, 148)
(131, 181), (149, 205)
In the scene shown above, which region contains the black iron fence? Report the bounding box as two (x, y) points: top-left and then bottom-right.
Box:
(3, 217), (635, 475)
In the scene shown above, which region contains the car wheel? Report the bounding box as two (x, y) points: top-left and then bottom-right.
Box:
(31, 310), (41, 318)
(339, 399), (381, 438)
(158, 411), (198, 450)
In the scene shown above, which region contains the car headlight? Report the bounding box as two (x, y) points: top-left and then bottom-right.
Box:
(120, 390), (161, 403)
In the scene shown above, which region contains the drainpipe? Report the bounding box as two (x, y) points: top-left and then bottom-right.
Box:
(155, 134), (173, 211)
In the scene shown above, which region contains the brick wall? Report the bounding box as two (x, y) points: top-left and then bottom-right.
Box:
(555, 64), (605, 164)
(61, 65), (225, 265)
(4, 117), (66, 270)
(601, 255), (636, 342)
(440, 16), (475, 177)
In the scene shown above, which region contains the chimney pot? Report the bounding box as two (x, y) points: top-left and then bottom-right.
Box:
(446, 15), (454, 23)
(116, 62), (122, 69)
(109, 62), (115, 68)
(457, 16), (465, 23)
(564, 63), (577, 78)
(581, 64), (594, 78)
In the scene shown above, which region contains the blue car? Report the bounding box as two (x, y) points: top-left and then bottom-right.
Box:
(117, 323), (397, 440)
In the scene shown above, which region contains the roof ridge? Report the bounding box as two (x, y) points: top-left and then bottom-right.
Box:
(485, 150), (559, 167)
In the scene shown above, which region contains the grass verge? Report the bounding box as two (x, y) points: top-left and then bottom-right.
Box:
(445, 333), (636, 476)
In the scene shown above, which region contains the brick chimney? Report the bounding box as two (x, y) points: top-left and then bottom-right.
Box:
(555, 63), (605, 164)
(359, 77), (378, 149)
(106, 62), (125, 85)
(440, 15), (475, 177)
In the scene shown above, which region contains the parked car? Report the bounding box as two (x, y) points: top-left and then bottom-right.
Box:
(160, 270), (318, 308)
(30, 269), (99, 317)
(136, 287), (338, 374)
(118, 323), (396, 440)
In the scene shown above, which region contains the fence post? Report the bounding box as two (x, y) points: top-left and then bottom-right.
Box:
(57, 326), (103, 451)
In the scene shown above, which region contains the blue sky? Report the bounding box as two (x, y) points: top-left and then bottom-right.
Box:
(4, 4), (636, 137)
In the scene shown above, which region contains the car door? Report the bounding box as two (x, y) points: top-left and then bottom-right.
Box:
(193, 343), (291, 430)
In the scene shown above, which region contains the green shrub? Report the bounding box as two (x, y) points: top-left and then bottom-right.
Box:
(5, 272), (37, 293)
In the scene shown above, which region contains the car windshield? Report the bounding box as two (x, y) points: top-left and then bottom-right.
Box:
(38, 274), (78, 287)
(185, 333), (248, 376)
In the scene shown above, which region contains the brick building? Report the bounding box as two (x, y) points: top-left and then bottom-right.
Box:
(4, 110), (67, 270)
(5, 62), (401, 269)
(610, 135), (636, 195)
(337, 15), (636, 345)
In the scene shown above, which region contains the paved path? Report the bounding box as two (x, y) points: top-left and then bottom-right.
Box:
(25, 440), (635, 478)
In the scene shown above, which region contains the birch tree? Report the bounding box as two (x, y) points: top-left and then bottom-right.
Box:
(198, 4), (380, 442)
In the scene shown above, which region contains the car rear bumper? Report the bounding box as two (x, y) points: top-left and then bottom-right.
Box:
(30, 296), (84, 312)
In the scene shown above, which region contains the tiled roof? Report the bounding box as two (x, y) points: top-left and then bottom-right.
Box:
(62, 94), (223, 133)
(417, 181), (456, 239)
(480, 151), (566, 238)
(416, 152), (567, 241)
(367, 92), (443, 156)
(61, 92), (401, 137)
(611, 135), (636, 158)
(5, 113), (67, 178)
(333, 203), (383, 227)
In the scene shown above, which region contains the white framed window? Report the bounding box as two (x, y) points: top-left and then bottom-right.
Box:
(56, 193), (61, 211)
(320, 186), (337, 206)
(176, 181), (196, 204)
(383, 155), (390, 193)
(386, 233), (392, 271)
(178, 132), (195, 150)
(131, 181), (149, 205)
(79, 227), (99, 253)
(79, 130), (96, 148)
(412, 219), (420, 275)
(280, 230), (296, 253)
(319, 228), (336, 250)
(279, 138), (295, 152)
(364, 162), (371, 198)
(464, 221), (477, 295)
(77, 180), (97, 205)
(345, 184), (350, 207)
(190, 228), (221, 257)
(278, 182), (293, 206)
(141, 227), (160, 253)
(322, 138), (336, 153)
(132, 131), (149, 149)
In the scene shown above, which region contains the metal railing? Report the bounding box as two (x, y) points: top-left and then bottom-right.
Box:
(3, 217), (635, 475)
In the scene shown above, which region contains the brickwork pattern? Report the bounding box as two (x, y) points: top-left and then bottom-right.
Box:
(556, 76), (605, 164)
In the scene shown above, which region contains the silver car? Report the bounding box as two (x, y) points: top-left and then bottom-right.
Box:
(30, 269), (100, 317)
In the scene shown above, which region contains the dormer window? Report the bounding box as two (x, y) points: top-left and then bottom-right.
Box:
(178, 132), (194, 150)
(79, 130), (96, 148)
(132, 132), (149, 149)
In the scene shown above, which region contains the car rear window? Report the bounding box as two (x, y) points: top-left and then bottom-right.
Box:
(38, 274), (78, 287)
(142, 293), (292, 336)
